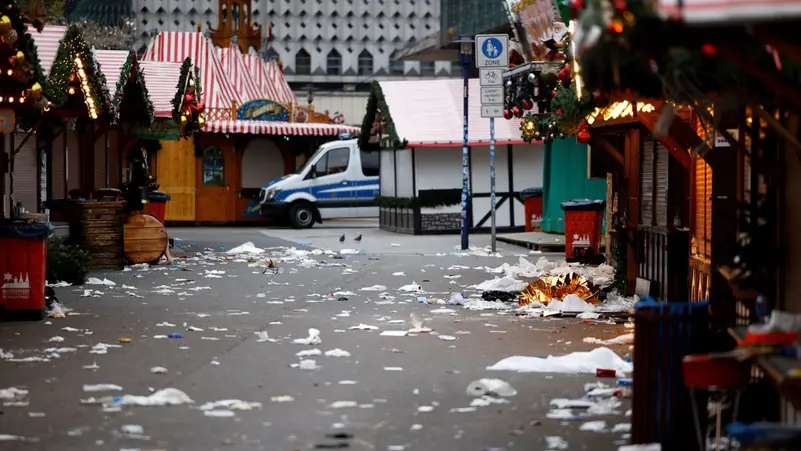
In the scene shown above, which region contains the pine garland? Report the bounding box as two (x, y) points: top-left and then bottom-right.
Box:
(171, 57), (193, 122)
(111, 50), (155, 126)
(0, 0), (48, 127)
(171, 57), (204, 138)
(44, 23), (111, 116)
(358, 80), (407, 151)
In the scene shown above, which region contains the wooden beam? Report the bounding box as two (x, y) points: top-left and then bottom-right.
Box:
(11, 120), (42, 158)
(638, 112), (692, 169)
(594, 136), (624, 166)
(624, 127), (640, 295)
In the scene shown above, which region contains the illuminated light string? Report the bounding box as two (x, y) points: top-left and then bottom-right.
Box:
(585, 101), (656, 125)
(74, 56), (98, 119)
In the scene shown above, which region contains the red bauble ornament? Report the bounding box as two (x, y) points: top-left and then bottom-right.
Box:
(512, 106), (521, 118)
(556, 108), (564, 116)
(521, 99), (534, 111)
(577, 129), (591, 144)
(614, 0), (628, 13)
(564, 64), (571, 74)
(570, 0), (584, 18)
(504, 109), (513, 120)
(701, 43), (717, 56)
(608, 19), (624, 34)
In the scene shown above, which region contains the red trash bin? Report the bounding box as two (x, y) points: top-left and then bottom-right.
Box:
(561, 199), (605, 262)
(0, 222), (51, 321)
(520, 188), (543, 232)
(145, 191), (172, 224)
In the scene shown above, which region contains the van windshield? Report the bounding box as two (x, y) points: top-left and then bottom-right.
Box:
(295, 145), (327, 174)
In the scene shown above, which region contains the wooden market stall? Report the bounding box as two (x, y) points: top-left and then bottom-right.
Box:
(143, 31), (358, 224)
(359, 79), (544, 235)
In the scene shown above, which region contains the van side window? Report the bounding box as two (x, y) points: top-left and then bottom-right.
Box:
(360, 150), (379, 176)
(314, 147), (350, 177)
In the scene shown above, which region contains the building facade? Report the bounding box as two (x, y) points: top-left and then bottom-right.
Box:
(130, 0), (458, 124)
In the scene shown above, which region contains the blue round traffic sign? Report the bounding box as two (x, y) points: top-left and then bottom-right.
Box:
(482, 37), (503, 60)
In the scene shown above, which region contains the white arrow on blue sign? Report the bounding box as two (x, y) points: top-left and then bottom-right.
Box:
(475, 34), (509, 69)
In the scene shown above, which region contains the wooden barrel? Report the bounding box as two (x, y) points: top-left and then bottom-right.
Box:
(124, 212), (167, 264)
(70, 200), (126, 270)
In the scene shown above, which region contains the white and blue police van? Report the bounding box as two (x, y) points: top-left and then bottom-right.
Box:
(258, 135), (379, 228)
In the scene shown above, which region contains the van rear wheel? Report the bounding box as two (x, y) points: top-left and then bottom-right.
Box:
(289, 202), (315, 229)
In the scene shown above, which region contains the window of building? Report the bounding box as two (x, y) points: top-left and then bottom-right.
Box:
(358, 50), (373, 75)
(450, 61), (461, 75)
(313, 148), (350, 177)
(265, 47), (280, 61)
(420, 61), (435, 76)
(390, 59), (404, 76)
(202, 147), (225, 186)
(360, 150), (379, 177)
(295, 48), (311, 74)
(326, 49), (342, 75)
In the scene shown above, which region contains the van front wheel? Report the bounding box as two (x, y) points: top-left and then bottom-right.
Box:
(289, 202), (315, 229)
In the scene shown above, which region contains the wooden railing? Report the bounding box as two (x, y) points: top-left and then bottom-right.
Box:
(689, 255), (711, 302)
(637, 226), (669, 300)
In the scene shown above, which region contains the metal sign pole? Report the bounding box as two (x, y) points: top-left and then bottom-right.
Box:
(490, 117), (496, 252)
(460, 50), (470, 251)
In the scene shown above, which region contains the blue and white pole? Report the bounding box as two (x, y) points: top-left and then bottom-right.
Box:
(489, 116), (496, 252)
(460, 41), (471, 250)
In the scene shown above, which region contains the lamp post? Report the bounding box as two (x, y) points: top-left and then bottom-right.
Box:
(454, 35), (474, 250)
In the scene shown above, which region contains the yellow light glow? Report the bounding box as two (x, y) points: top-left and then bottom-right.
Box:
(0, 97), (3, 102)
(68, 87), (75, 94)
(18, 97), (24, 103)
(7, 97), (13, 102)
(585, 101), (656, 125)
(78, 69), (86, 78)
(74, 57), (83, 67)
(87, 97), (94, 105)
(568, 20), (583, 101)
(5, 69), (10, 76)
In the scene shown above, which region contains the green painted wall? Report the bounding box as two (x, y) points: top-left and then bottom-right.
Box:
(541, 138), (607, 234)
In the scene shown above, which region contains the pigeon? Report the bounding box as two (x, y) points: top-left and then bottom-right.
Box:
(354, 234), (362, 243)
(339, 234), (346, 243)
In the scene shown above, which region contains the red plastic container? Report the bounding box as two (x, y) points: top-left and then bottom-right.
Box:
(521, 188), (543, 232)
(683, 353), (751, 389)
(145, 191), (171, 225)
(561, 199), (605, 262)
(0, 236), (47, 320)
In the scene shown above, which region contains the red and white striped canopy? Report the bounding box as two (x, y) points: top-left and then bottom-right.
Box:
(27, 24), (67, 76)
(94, 49), (130, 88)
(218, 46), (261, 103)
(205, 119), (359, 136)
(140, 61), (183, 117)
(659, 0), (801, 24)
(264, 59), (298, 107)
(242, 52), (291, 108)
(142, 32), (241, 110)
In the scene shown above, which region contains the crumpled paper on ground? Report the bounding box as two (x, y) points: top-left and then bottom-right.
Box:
(487, 347), (633, 374)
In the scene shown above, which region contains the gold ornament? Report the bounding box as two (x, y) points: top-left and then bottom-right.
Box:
(14, 50), (23, 64)
(30, 82), (42, 98)
(198, 116), (206, 127)
(180, 114), (188, 123)
(0, 16), (10, 32)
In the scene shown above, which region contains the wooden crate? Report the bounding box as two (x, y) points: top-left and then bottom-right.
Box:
(70, 201), (126, 270)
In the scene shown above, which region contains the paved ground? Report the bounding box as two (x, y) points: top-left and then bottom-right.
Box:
(0, 226), (633, 451)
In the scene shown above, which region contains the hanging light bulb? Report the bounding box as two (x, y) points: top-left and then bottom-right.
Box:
(68, 87), (75, 95)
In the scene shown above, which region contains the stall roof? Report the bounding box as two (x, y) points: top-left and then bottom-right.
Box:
(264, 59), (298, 108)
(27, 24), (67, 76)
(143, 31), (241, 110)
(204, 119), (358, 136)
(243, 52), (292, 108)
(218, 46), (261, 103)
(139, 60), (183, 117)
(377, 78), (533, 148)
(94, 49), (129, 83)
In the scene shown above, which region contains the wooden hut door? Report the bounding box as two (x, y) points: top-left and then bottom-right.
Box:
(196, 146), (233, 222)
(156, 139), (196, 221)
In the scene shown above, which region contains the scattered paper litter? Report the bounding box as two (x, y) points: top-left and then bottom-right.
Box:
(204, 410), (235, 417)
(83, 384), (123, 392)
(545, 436), (569, 450)
(340, 248), (360, 255)
(48, 336), (64, 342)
(338, 380), (358, 385)
(398, 282), (423, 292)
(466, 379), (517, 397)
(292, 328), (322, 345)
(81, 388), (193, 407)
(0, 434), (37, 442)
(292, 359), (320, 370)
(472, 275), (526, 293)
(612, 423), (631, 433)
(618, 445), (660, 451)
(47, 301), (71, 318)
(330, 400), (358, 408)
(583, 333), (634, 346)
(226, 242), (265, 255)
(360, 285), (388, 291)
(430, 308), (456, 314)
(580, 420), (607, 432)
(150, 366), (168, 374)
(392, 272), (406, 276)
(417, 405), (434, 412)
(438, 335), (457, 341)
(121, 425), (144, 435)
(271, 396), (294, 403)
(324, 348), (351, 357)
(487, 347), (632, 374)
(384, 367), (403, 372)
(349, 324), (379, 331)
(86, 277), (116, 286)
(200, 399), (262, 411)
(0, 387), (28, 401)
(380, 330), (408, 337)
(296, 349), (322, 357)
(255, 331), (277, 343)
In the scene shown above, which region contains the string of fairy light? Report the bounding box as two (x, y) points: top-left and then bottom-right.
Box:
(72, 56), (98, 119)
